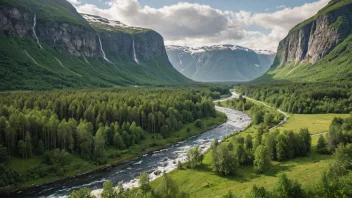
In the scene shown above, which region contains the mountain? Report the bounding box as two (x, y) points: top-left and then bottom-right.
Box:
(0, 0), (189, 90)
(166, 45), (275, 82)
(257, 0), (352, 82)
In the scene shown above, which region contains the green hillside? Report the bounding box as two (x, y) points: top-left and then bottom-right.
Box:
(255, 0), (352, 83)
(0, 0), (190, 90)
(256, 34), (352, 83)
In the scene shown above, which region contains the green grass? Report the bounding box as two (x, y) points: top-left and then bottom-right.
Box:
(0, 32), (189, 90)
(257, 34), (352, 83)
(149, 99), (340, 197)
(0, 0), (190, 91)
(151, 150), (331, 198)
(1, 113), (226, 193)
(1, 0), (91, 28)
(277, 114), (350, 134)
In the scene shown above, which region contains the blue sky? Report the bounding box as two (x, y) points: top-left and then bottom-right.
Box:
(72, 0), (329, 51)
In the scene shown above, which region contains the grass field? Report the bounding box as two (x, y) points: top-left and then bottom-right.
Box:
(149, 100), (348, 197)
(277, 114), (350, 134)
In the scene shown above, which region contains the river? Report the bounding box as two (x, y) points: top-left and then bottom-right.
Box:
(14, 95), (251, 198)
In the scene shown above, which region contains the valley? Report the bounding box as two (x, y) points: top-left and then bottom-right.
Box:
(1, 0), (352, 197)
(166, 45), (275, 82)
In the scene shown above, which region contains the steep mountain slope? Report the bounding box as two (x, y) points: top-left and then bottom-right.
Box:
(166, 45), (275, 82)
(257, 0), (352, 82)
(0, 0), (189, 90)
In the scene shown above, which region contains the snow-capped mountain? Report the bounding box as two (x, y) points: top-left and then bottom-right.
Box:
(166, 45), (276, 82)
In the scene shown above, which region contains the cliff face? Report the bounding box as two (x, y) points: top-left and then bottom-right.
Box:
(166, 45), (275, 82)
(0, 7), (171, 62)
(0, 0), (189, 90)
(0, 7), (100, 57)
(274, 2), (352, 67)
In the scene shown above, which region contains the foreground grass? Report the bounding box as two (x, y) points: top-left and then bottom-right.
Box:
(2, 113), (226, 193)
(150, 100), (343, 197)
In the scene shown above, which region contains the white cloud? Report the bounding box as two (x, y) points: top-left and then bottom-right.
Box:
(73, 0), (329, 51)
(67, 0), (81, 5)
(76, 0), (244, 47)
(240, 0), (329, 51)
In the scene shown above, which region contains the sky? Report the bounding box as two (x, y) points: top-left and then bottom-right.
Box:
(68, 0), (330, 52)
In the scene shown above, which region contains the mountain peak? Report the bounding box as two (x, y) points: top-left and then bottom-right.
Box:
(81, 13), (148, 33)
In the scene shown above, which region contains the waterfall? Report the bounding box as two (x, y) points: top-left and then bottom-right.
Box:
(97, 34), (112, 64)
(24, 50), (39, 65)
(55, 57), (82, 77)
(32, 14), (43, 49)
(132, 38), (139, 65)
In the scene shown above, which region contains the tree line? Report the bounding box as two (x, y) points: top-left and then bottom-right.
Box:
(0, 87), (226, 188)
(219, 96), (285, 129)
(237, 82), (352, 114)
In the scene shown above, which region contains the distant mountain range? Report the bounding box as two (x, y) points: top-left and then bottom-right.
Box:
(166, 45), (275, 82)
(257, 0), (352, 82)
(0, 0), (189, 90)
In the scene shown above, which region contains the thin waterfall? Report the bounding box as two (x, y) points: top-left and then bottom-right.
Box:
(132, 37), (139, 65)
(54, 57), (82, 77)
(32, 14), (43, 49)
(97, 34), (112, 64)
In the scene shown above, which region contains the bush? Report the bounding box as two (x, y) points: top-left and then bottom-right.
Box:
(186, 146), (203, 168)
(195, 119), (204, 129)
(212, 144), (238, 176)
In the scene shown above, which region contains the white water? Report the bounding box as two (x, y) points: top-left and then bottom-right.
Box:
(24, 50), (39, 65)
(32, 14), (43, 49)
(132, 38), (139, 64)
(54, 57), (82, 77)
(97, 34), (112, 64)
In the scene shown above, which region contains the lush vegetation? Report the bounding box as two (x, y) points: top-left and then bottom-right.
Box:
(218, 95), (285, 129)
(1, 0), (91, 28)
(258, 34), (352, 82)
(0, 0), (190, 91)
(0, 87), (228, 191)
(67, 98), (321, 198)
(289, 0), (352, 33)
(248, 142), (352, 198)
(237, 82), (352, 114)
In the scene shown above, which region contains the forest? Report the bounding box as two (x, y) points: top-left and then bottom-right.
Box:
(68, 114), (352, 198)
(236, 82), (352, 114)
(0, 86), (230, 188)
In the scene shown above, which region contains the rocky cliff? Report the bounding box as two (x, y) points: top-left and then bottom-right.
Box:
(256, 0), (352, 82)
(0, 0), (188, 90)
(166, 45), (275, 82)
(273, 0), (352, 67)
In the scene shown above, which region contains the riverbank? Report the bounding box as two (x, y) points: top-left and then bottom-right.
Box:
(1, 113), (227, 196)
(148, 92), (338, 198)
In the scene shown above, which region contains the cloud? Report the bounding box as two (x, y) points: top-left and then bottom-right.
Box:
(240, 0), (329, 51)
(67, 0), (81, 5)
(76, 0), (245, 47)
(73, 0), (329, 51)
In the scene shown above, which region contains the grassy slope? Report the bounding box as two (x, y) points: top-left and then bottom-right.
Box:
(0, 0), (189, 90)
(1, 113), (226, 193)
(1, 0), (90, 28)
(149, 100), (348, 197)
(289, 0), (352, 33)
(259, 34), (352, 82)
(255, 0), (352, 83)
